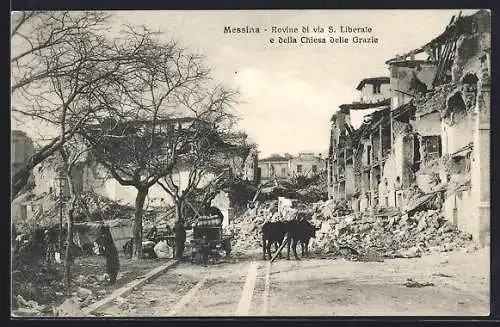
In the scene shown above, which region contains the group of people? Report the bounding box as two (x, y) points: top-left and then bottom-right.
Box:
(126, 219), (186, 260)
(145, 204), (225, 260)
(12, 226), (60, 265)
(123, 203), (228, 265)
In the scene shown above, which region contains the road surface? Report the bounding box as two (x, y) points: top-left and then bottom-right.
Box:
(97, 247), (489, 317)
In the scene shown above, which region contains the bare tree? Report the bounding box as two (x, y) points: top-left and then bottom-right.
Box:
(11, 11), (113, 197)
(156, 85), (241, 218)
(157, 126), (251, 223)
(81, 30), (222, 260)
(11, 11), (110, 93)
(10, 12), (151, 198)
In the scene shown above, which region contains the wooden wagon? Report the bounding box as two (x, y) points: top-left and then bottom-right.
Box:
(190, 215), (231, 265)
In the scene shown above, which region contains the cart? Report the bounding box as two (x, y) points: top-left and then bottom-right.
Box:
(190, 215), (231, 265)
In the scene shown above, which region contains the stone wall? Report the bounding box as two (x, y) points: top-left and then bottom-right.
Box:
(11, 131), (34, 176)
(390, 63), (437, 109)
(211, 191), (230, 227)
(441, 117), (473, 155)
(411, 112), (441, 136)
(443, 187), (475, 238)
(345, 162), (356, 198)
(359, 83), (391, 104)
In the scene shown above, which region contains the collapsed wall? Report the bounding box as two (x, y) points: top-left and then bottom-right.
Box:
(309, 202), (472, 258)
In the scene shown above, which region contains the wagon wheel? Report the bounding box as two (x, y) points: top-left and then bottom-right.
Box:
(211, 246), (220, 264)
(194, 247), (204, 264)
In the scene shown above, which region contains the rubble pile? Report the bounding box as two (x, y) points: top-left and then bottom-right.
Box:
(309, 207), (473, 258)
(224, 200), (350, 255)
(224, 202), (276, 254)
(296, 185), (326, 203)
(81, 192), (174, 231)
(13, 295), (50, 317)
(295, 174), (329, 203)
(225, 198), (473, 259)
(11, 263), (64, 316)
(310, 200), (353, 219)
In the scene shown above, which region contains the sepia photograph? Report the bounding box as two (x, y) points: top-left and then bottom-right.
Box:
(10, 9), (491, 317)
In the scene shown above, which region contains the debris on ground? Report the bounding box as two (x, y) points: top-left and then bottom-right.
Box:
(404, 278), (435, 288)
(224, 201), (274, 254)
(74, 286), (96, 308)
(12, 295), (48, 317)
(11, 262), (64, 310)
(115, 296), (136, 312)
(11, 250), (167, 317)
(53, 297), (85, 316)
(115, 296), (128, 306)
(303, 202), (471, 258)
(225, 198), (473, 259)
(76, 287), (93, 299)
(432, 273), (453, 278)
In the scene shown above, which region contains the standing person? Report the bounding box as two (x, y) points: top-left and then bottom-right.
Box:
(174, 220), (186, 260)
(97, 225), (120, 285)
(43, 230), (53, 265)
(200, 235), (210, 266)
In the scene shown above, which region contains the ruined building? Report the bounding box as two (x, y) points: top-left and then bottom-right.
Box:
(289, 152), (324, 178)
(326, 10), (490, 246)
(11, 130), (34, 176)
(258, 154), (291, 182)
(259, 152), (325, 183)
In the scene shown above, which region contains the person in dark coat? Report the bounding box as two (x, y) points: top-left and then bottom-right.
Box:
(174, 220), (186, 259)
(97, 225), (120, 285)
(200, 235), (210, 266)
(43, 230), (54, 264)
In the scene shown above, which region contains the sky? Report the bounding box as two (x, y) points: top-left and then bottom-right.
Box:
(12, 9), (479, 158)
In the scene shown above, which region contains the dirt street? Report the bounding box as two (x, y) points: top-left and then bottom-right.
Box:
(96, 247), (489, 317)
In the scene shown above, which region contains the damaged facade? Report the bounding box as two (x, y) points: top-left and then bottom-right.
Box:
(326, 10), (490, 247)
(11, 130), (35, 176)
(327, 77), (392, 211)
(259, 152), (324, 183)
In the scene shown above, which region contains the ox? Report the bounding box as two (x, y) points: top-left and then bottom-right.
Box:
(262, 220), (318, 261)
(285, 220), (318, 260)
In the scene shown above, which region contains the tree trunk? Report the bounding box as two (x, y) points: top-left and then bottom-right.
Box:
(64, 196), (75, 290)
(63, 166), (76, 290)
(174, 197), (186, 260)
(175, 198), (184, 221)
(132, 187), (148, 260)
